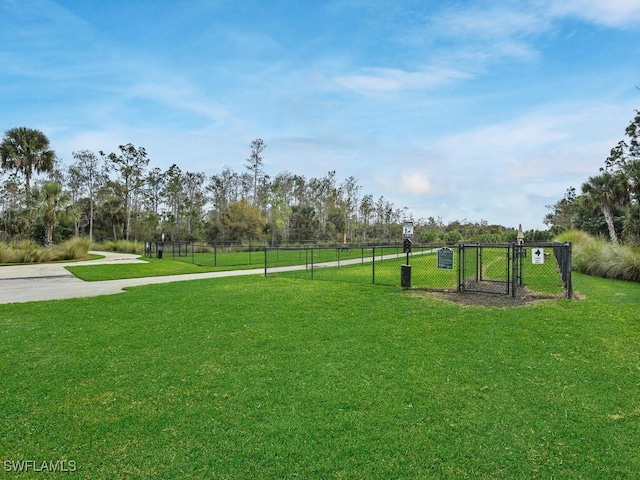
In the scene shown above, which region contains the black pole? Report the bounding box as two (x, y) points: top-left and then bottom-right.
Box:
(372, 246), (376, 284)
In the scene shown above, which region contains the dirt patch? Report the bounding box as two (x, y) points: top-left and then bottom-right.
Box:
(405, 287), (571, 308)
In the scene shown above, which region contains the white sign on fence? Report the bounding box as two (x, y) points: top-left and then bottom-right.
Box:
(532, 248), (545, 265)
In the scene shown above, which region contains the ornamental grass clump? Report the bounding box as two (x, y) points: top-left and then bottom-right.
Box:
(50, 237), (92, 261)
(99, 239), (143, 254)
(557, 229), (640, 282)
(0, 237), (91, 264)
(14, 240), (52, 263)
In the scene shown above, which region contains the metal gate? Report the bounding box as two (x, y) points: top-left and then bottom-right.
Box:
(459, 244), (512, 295)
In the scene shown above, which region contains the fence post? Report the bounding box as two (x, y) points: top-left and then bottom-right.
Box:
(264, 246), (267, 277)
(519, 245), (524, 286)
(510, 244), (516, 297)
(457, 244), (462, 292)
(566, 242), (573, 300)
(372, 246), (376, 284)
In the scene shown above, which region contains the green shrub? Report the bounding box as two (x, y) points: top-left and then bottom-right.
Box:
(555, 229), (594, 245)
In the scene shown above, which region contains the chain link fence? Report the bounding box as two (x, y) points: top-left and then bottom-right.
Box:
(265, 242), (572, 299)
(151, 241), (572, 299)
(458, 243), (572, 299)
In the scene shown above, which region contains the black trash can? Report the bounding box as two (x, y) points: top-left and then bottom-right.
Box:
(401, 264), (411, 288)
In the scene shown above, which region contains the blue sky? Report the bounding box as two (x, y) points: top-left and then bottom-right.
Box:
(2, 0), (639, 230)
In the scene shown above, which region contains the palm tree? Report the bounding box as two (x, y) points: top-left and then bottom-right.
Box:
(0, 127), (55, 199)
(29, 182), (70, 248)
(289, 205), (319, 242)
(98, 182), (126, 241)
(581, 171), (627, 245)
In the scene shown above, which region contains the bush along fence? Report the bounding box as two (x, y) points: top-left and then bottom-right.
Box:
(144, 241), (572, 299)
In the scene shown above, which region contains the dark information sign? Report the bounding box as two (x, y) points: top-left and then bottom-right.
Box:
(437, 247), (454, 270)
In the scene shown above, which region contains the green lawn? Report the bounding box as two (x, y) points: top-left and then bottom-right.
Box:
(67, 257), (222, 281)
(178, 246), (373, 268)
(66, 248), (378, 281)
(1, 273), (639, 478)
(70, 247), (562, 297)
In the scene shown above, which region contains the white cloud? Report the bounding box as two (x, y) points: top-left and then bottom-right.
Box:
(333, 67), (473, 95)
(372, 170), (431, 196)
(547, 0), (640, 27)
(408, 100), (636, 228)
(125, 80), (233, 125)
(402, 172), (431, 195)
(430, 5), (549, 40)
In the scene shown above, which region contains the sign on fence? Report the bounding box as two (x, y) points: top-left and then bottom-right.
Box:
(437, 247), (454, 270)
(532, 248), (545, 265)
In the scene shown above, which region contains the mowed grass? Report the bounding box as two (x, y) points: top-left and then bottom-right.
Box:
(66, 257), (258, 282)
(183, 246), (374, 268)
(70, 246), (561, 296)
(66, 248), (378, 281)
(1, 274), (639, 478)
(277, 251), (460, 290)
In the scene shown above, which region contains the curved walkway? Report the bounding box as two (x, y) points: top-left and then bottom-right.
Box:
(0, 251), (269, 305)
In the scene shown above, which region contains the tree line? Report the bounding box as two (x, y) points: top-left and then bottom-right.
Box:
(1, 128), (542, 247)
(545, 109), (640, 245)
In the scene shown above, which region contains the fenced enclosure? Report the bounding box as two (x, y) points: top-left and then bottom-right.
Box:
(459, 242), (573, 299)
(265, 243), (571, 299)
(144, 241), (190, 259)
(148, 241), (572, 299)
(266, 245), (459, 291)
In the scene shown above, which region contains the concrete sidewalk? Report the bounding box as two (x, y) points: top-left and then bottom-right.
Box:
(0, 251), (270, 305)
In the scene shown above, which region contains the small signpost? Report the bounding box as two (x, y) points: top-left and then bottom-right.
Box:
(532, 248), (545, 265)
(437, 247), (454, 270)
(402, 221), (413, 259)
(403, 221), (414, 239)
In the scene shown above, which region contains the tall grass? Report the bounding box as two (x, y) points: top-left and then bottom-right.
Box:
(50, 237), (92, 261)
(557, 229), (640, 282)
(0, 240), (49, 263)
(0, 238), (91, 263)
(96, 239), (144, 254)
